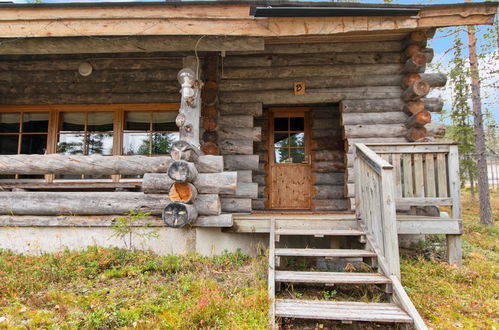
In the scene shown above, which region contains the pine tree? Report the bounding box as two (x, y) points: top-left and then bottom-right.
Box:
(447, 32), (477, 200)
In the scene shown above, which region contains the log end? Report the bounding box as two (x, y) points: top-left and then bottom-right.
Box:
(162, 202), (198, 228)
(169, 182), (198, 203)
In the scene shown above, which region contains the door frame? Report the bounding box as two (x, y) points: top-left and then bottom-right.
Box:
(267, 107), (312, 209)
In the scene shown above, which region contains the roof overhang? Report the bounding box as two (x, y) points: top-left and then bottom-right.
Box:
(0, 2), (496, 45)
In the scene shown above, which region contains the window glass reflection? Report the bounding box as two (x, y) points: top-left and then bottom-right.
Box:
(291, 148), (305, 163)
(290, 133), (305, 147)
(152, 133), (179, 155)
(87, 133), (113, 155)
(153, 112), (177, 131)
(57, 134), (84, 155)
(123, 133), (150, 155)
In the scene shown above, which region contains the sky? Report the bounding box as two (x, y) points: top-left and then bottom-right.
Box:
(8, 0), (498, 124)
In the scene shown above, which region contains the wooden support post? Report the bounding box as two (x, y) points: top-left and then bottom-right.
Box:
(178, 56), (202, 148)
(446, 234), (462, 266)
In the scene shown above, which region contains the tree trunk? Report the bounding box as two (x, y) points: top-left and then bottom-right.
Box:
(466, 17), (493, 226)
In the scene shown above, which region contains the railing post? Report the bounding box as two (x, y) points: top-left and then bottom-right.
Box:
(447, 144), (463, 266)
(354, 145), (362, 220)
(380, 167), (401, 279)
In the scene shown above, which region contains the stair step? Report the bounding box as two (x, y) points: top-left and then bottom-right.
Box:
(275, 248), (376, 258)
(275, 271), (391, 284)
(275, 229), (364, 236)
(275, 299), (413, 323)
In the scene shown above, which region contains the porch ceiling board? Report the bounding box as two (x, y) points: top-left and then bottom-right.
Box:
(0, 3), (495, 40)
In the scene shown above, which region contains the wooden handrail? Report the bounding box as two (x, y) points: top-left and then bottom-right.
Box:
(354, 143), (400, 279)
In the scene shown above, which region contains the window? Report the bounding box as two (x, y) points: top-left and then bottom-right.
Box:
(57, 112), (114, 156)
(0, 112), (49, 179)
(0, 104), (179, 182)
(123, 111), (179, 155)
(273, 116), (306, 164)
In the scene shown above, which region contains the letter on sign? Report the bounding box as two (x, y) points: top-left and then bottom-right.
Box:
(294, 81), (305, 96)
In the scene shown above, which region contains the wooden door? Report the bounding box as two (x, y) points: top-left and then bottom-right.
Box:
(268, 108), (312, 209)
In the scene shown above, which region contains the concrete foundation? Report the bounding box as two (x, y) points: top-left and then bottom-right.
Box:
(0, 227), (268, 256)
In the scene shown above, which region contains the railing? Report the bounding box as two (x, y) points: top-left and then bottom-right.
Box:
(366, 143), (461, 221)
(355, 143), (428, 330)
(354, 143), (400, 279)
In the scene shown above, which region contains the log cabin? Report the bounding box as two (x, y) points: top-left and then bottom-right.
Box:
(0, 1), (497, 328)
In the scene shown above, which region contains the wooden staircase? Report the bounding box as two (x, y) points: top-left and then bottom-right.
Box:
(268, 217), (426, 329)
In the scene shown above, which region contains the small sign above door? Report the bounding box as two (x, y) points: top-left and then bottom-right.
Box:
(294, 81), (305, 96)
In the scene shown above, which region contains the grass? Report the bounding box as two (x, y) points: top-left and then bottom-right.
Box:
(0, 190), (497, 329)
(400, 189), (499, 329)
(0, 248), (269, 329)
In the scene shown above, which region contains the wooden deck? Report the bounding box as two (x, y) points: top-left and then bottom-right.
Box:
(229, 213), (462, 235)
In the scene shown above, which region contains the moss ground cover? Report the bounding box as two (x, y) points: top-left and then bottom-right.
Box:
(0, 249), (268, 329)
(400, 189), (498, 329)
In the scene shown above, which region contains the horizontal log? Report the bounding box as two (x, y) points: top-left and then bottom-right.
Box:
(218, 127), (261, 141)
(222, 64), (402, 79)
(0, 81), (180, 95)
(222, 52), (402, 67)
(341, 112), (407, 125)
(0, 36), (265, 55)
(314, 172), (344, 185)
(0, 58), (183, 71)
(163, 202), (197, 228)
(251, 198), (265, 211)
(235, 182), (258, 198)
(0, 154), (172, 175)
(343, 124), (406, 139)
(0, 214), (232, 227)
(220, 87), (402, 104)
(1, 92), (180, 105)
(202, 130), (218, 144)
(217, 115), (254, 128)
(142, 173), (174, 194)
(194, 214), (233, 227)
(0, 191), (171, 215)
(312, 160), (345, 172)
(405, 111), (431, 128)
(221, 198), (252, 213)
(313, 150), (344, 162)
(312, 117), (340, 130)
(402, 73), (421, 88)
(202, 117), (217, 131)
(401, 79), (430, 101)
(218, 102), (263, 116)
(237, 170), (253, 183)
(195, 155), (224, 173)
(219, 74), (404, 92)
(341, 99), (405, 113)
(193, 171), (238, 195)
(311, 199), (349, 211)
(423, 98), (444, 113)
(219, 139), (253, 155)
(224, 155), (259, 171)
(426, 122), (446, 138)
(420, 73), (447, 87)
(313, 184), (345, 199)
(402, 31), (427, 49)
(261, 41), (402, 54)
(194, 194), (222, 216)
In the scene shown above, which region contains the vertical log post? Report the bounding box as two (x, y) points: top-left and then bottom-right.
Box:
(177, 56), (202, 148)
(201, 53), (220, 155)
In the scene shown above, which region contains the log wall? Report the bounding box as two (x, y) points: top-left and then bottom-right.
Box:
(0, 53), (183, 104)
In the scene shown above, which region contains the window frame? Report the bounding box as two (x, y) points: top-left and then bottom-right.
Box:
(0, 103), (179, 183)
